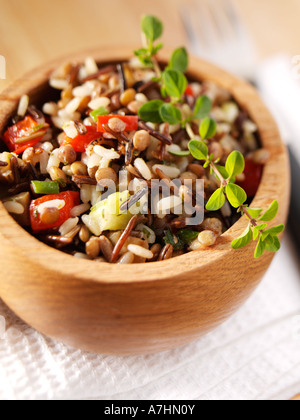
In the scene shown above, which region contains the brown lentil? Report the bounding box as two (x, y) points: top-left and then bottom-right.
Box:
(108, 117), (126, 133)
(95, 167), (117, 187)
(79, 225), (91, 243)
(40, 207), (60, 225)
(127, 101), (142, 114)
(98, 235), (113, 262)
(201, 218), (223, 236)
(58, 144), (77, 165)
(86, 236), (101, 259)
(187, 163), (205, 178)
(71, 161), (88, 176)
(120, 88), (136, 107)
(133, 130), (151, 152)
(49, 166), (67, 183)
(198, 230), (218, 247)
(179, 171), (198, 184)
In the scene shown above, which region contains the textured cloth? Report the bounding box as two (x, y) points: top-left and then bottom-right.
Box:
(0, 235), (299, 400)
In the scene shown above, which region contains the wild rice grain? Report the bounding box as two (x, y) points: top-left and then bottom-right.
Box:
(158, 244), (174, 261)
(127, 244), (153, 260)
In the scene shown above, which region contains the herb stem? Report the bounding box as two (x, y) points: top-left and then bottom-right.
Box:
(240, 205), (258, 227)
(185, 123), (195, 140)
(152, 56), (162, 78)
(210, 161), (228, 189)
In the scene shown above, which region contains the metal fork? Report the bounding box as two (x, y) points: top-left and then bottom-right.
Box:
(180, 0), (257, 80)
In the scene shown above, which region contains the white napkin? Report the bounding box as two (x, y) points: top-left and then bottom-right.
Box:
(0, 56), (299, 401)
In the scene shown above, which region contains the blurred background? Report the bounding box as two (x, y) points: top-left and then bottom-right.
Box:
(0, 0), (299, 401)
(0, 0), (300, 86)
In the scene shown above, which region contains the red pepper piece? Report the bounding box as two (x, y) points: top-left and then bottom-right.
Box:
(97, 115), (139, 133)
(185, 85), (194, 97)
(30, 191), (80, 233)
(2, 116), (46, 154)
(62, 125), (101, 153)
(237, 158), (263, 197)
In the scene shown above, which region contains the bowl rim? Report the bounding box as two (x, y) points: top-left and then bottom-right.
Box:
(0, 46), (289, 284)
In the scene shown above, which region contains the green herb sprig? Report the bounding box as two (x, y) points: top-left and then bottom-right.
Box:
(188, 127), (285, 258)
(136, 15), (285, 259)
(134, 16), (164, 71)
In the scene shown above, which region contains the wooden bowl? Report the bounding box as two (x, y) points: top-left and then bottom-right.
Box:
(0, 47), (290, 355)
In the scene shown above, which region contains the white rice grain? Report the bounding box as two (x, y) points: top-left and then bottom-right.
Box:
(157, 196), (182, 213)
(3, 201), (24, 215)
(70, 203), (91, 218)
(152, 164), (181, 179)
(93, 145), (120, 161)
(63, 121), (78, 139)
(80, 185), (93, 204)
(65, 97), (81, 115)
(17, 95), (29, 117)
(43, 102), (58, 116)
(72, 82), (94, 98)
(127, 244), (153, 260)
(47, 149), (60, 173)
(88, 97), (110, 110)
(85, 57), (98, 76)
(50, 78), (69, 90)
(59, 217), (79, 236)
(134, 158), (152, 181)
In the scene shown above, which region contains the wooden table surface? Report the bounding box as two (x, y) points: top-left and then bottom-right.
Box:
(0, 0), (299, 90)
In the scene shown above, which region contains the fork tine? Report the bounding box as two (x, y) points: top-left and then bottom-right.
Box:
(205, 0), (238, 40)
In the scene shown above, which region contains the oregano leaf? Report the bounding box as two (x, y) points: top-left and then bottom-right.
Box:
(141, 15), (163, 43)
(225, 150), (245, 178)
(200, 117), (217, 140)
(253, 223), (267, 240)
(206, 188), (226, 211)
(162, 69), (187, 100)
(226, 183), (247, 208)
(193, 96), (212, 120)
(246, 208), (264, 219)
(231, 225), (253, 249)
(259, 200), (279, 222)
(261, 224), (285, 241)
(188, 140), (208, 161)
(254, 237), (266, 259)
(138, 100), (164, 123)
(159, 103), (182, 125)
(169, 47), (189, 73)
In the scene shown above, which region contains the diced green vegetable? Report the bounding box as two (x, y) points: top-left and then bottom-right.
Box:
(31, 180), (60, 195)
(85, 191), (137, 236)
